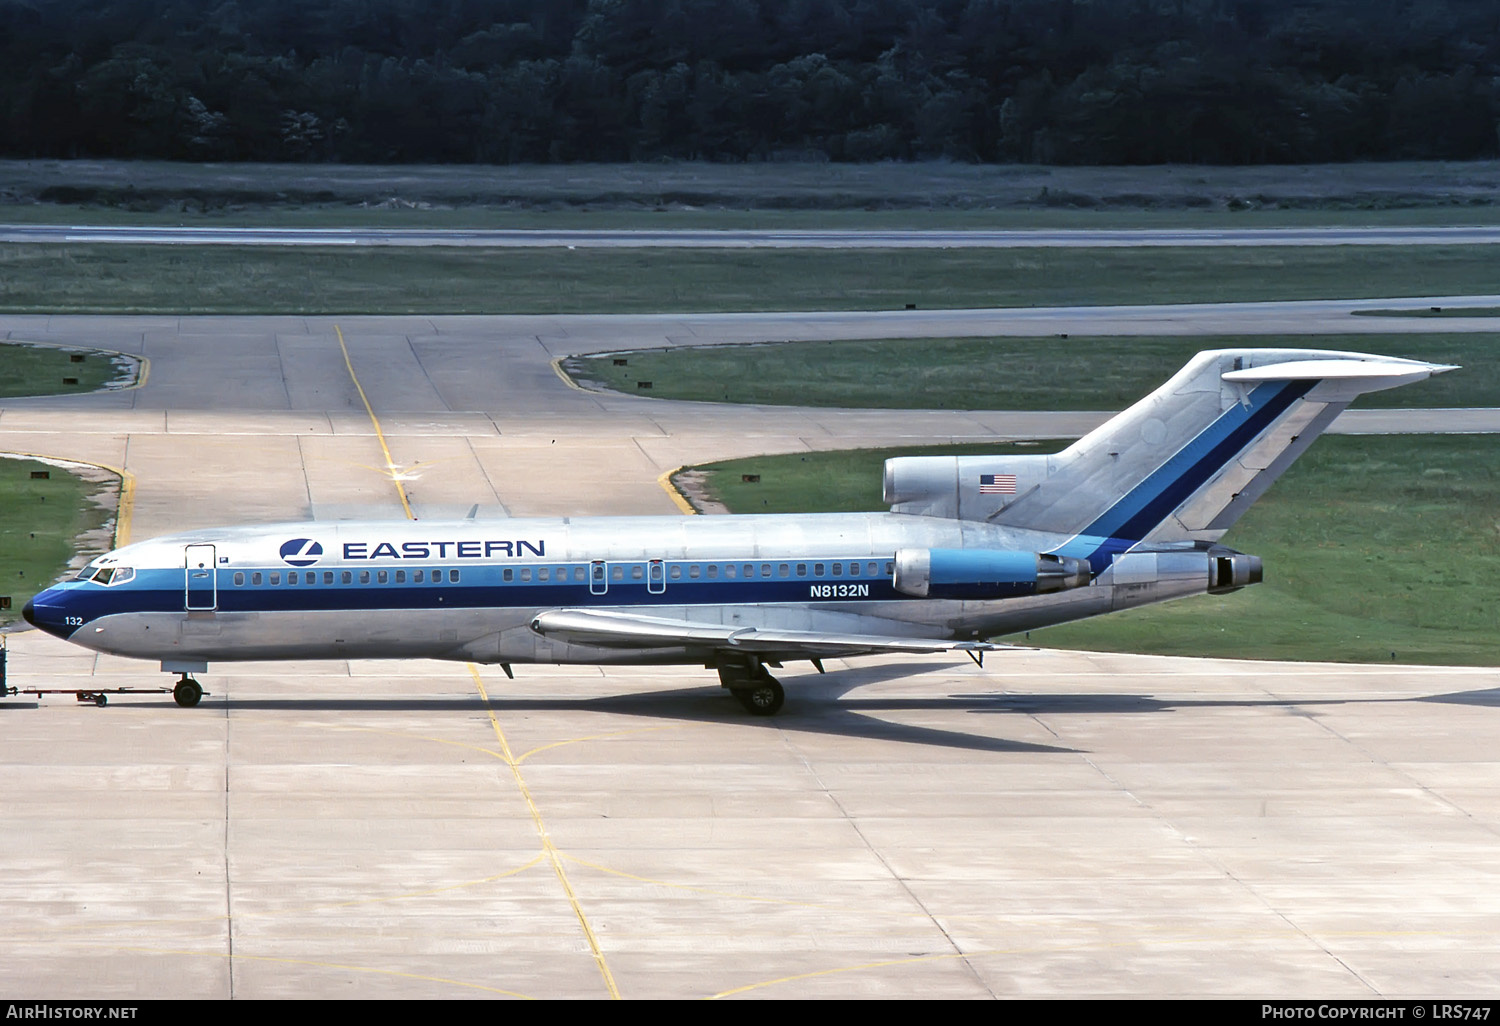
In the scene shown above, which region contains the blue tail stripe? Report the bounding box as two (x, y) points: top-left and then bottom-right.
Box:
(1057, 378), (1315, 571)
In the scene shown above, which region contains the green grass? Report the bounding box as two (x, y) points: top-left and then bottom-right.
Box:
(1354, 306), (1500, 318)
(681, 435), (1500, 665)
(8, 157), (1500, 228)
(8, 203), (1500, 231)
(0, 341), (134, 398)
(569, 333), (1497, 410)
(0, 457), (115, 624)
(3, 244), (1500, 314)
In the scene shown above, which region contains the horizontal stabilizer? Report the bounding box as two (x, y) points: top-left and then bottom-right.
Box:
(530, 608), (1013, 656)
(1222, 357), (1456, 381)
(1223, 356), (1456, 392)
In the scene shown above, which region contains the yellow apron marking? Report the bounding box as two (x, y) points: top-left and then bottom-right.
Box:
(657, 465), (698, 515)
(339, 324), (618, 998)
(470, 665), (622, 1000)
(335, 324), (414, 520)
(549, 355), (598, 392)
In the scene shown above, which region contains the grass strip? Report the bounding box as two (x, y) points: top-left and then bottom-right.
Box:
(680, 435), (1499, 666)
(0, 341), (135, 398)
(0, 456), (116, 625)
(568, 333), (1497, 410)
(1354, 306), (1500, 318)
(3, 244), (1500, 314)
(8, 157), (1500, 228)
(9, 205), (1500, 231)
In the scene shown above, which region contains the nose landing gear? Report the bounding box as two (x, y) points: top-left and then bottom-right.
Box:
(173, 675), (203, 708)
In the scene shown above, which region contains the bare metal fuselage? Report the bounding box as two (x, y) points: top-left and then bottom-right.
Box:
(30, 512), (1218, 669)
(21, 347), (1449, 713)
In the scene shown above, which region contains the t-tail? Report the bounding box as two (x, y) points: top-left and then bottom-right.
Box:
(885, 348), (1455, 573)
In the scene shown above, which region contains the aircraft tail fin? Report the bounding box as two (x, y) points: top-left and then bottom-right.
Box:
(885, 349), (1454, 571)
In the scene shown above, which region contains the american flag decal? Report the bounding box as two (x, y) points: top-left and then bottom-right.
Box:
(979, 473), (1017, 494)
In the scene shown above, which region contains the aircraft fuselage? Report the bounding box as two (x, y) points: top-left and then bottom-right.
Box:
(23, 512), (1211, 667)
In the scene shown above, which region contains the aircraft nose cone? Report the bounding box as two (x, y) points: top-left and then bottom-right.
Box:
(21, 589), (78, 640)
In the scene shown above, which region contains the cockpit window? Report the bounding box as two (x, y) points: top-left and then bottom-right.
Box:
(88, 566), (134, 586)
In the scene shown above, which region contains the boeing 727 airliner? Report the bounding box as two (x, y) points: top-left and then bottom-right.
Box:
(21, 348), (1451, 714)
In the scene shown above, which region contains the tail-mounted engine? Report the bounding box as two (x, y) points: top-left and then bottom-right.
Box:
(1208, 549), (1263, 594)
(893, 548), (1091, 600)
(884, 454), (1052, 521)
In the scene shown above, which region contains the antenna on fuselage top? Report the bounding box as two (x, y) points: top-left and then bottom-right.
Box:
(465, 504), (479, 520)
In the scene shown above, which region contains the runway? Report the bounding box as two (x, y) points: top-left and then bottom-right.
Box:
(8, 224), (1500, 247)
(2, 301), (1497, 998)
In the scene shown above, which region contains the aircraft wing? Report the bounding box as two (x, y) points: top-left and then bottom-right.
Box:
(529, 608), (1012, 657)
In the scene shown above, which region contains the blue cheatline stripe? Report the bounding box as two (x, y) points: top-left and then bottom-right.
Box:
(38, 559), (914, 624)
(1054, 378), (1315, 572)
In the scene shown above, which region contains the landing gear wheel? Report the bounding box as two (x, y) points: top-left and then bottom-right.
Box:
(173, 677), (203, 708)
(734, 676), (785, 717)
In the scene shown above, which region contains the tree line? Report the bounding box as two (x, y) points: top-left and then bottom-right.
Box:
(1, 0), (1496, 165)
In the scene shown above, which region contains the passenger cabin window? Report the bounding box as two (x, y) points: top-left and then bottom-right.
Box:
(234, 572), (245, 586)
(342, 571), (352, 584)
(611, 565), (624, 581)
(706, 565), (718, 579)
(324, 571), (334, 585)
(503, 569), (514, 582)
(689, 566), (701, 579)
(414, 569), (425, 583)
(270, 572), (281, 586)
(377, 570), (388, 584)
(449, 569), (460, 583)
(521, 568), (531, 582)
(252, 572), (263, 586)
(670, 566), (682, 580)
(396, 570), (406, 583)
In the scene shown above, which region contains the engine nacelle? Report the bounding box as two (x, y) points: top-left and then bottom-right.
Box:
(1208, 550), (1263, 593)
(884, 453), (1054, 521)
(893, 548), (1091, 600)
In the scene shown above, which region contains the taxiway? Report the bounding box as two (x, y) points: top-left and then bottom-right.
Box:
(1, 300), (1497, 998)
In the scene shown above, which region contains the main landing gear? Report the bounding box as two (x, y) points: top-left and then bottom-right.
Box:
(173, 675), (203, 708)
(716, 659), (785, 717)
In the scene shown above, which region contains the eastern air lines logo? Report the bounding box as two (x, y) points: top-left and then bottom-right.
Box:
(279, 538), (324, 567)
